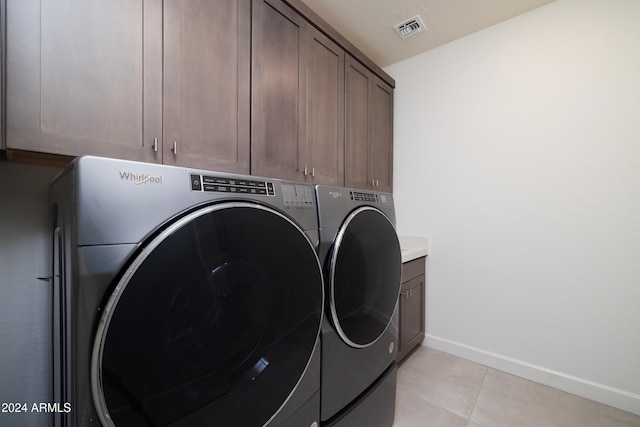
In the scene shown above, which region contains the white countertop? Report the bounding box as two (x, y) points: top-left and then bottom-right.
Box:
(399, 235), (429, 263)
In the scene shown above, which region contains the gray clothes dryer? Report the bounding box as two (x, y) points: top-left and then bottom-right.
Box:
(314, 186), (402, 426)
(50, 156), (324, 427)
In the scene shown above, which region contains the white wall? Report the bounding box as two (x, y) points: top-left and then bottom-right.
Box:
(385, 0), (640, 415)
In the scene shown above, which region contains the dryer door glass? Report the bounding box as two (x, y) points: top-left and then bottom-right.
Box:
(92, 203), (323, 427)
(329, 207), (401, 348)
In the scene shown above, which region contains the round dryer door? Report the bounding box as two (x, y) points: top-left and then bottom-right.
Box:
(329, 206), (402, 348)
(92, 203), (323, 427)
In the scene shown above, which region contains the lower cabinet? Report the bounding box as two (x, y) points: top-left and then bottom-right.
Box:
(397, 257), (426, 362)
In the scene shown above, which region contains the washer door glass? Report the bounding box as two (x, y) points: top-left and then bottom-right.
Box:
(92, 203), (323, 427)
(329, 207), (401, 348)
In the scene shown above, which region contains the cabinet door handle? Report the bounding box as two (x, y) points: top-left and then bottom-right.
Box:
(172, 141), (177, 155)
(303, 166), (308, 176)
(153, 137), (158, 152)
(311, 167), (315, 177)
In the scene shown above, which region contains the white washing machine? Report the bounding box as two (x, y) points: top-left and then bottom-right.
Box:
(50, 156), (324, 426)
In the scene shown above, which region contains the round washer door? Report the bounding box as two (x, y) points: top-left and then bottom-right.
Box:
(92, 203), (323, 427)
(328, 206), (402, 348)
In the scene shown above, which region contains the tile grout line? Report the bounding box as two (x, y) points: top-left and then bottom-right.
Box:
(466, 366), (490, 426)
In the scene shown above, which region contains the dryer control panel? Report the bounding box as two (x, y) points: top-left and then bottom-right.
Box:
(350, 191), (378, 203)
(350, 190), (390, 205)
(191, 174), (276, 196)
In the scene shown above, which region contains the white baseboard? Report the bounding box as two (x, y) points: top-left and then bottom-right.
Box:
(424, 334), (640, 416)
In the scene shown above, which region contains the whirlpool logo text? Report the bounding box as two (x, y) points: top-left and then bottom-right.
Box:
(119, 171), (163, 185)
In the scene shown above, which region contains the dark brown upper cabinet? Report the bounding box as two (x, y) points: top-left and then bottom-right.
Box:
(4, 0), (394, 189)
(5, 0), (251, 173)
(304, 27), (345, 186)
(345, 55), (394, 193)
(5, 0), (160, 163)
(251, 0), (345, 185)
(163, 0), (251, 173)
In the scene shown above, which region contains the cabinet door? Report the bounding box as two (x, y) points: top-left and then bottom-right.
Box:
(344, 55), (372, 190)
(5, 0), (162, 162)
(371, 78), (394, 192)
(251, 0), (306, 181)
(163, 0), (250, 173)
(304, 27), (345, 186)
(398, 258), (426, 362)
(402, 275), (425, 353)
(398, 275), (425, 362)
(345, 55), (394, 192)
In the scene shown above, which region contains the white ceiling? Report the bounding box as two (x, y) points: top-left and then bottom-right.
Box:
(299, 0), (556, 67)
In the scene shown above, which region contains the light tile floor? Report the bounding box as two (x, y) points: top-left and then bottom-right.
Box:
(394, 346), (640, 427)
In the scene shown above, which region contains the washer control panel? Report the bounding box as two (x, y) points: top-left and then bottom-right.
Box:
(281, 183), (314, 207)
(190, 174), (275, 196)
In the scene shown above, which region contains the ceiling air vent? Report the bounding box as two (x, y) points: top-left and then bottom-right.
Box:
(393, 15), (426, 39)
